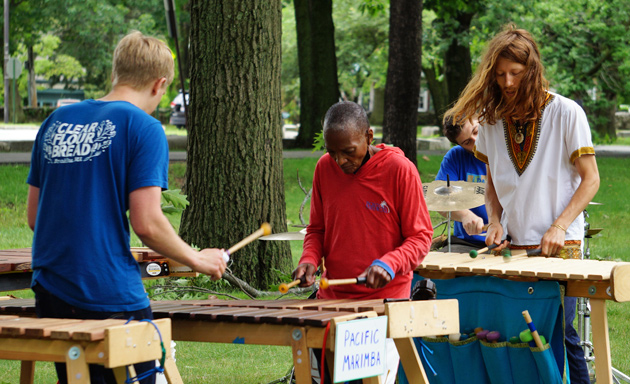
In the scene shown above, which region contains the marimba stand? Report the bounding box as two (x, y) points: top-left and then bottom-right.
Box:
(151, 298), (459, 384)
(415, 251), (630, 384)
(0, 316), (181, 384)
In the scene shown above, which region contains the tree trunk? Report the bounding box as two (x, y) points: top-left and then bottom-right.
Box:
(422, 63), (449, 128)
(444, 12), (473, 107)
(293, 0), (340, 148)
(593, 90), (618, 141)
(383, 0), (422, 165)
(28, 46), (37, 107)
(182, 0), (291, 289)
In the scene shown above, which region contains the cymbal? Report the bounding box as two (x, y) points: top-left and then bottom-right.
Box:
(259, 228), (306, 241)
(586, 228), (603, 236)
(423, 180), (485, 212)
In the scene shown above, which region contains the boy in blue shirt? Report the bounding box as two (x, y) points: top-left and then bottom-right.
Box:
(435, 115), (488, 251)
(27, 31), (227, 384)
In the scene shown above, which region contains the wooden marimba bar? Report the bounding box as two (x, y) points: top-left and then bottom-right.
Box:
(0, 298), (459, 384)
(0, 314), (181, 384)
(0, 248), (32, 291)
(0, 248), (195, 292)
(415, 251), (630, 384)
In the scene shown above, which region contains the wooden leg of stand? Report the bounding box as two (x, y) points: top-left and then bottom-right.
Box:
(590, 299), (612, 384)
(19, 361), (35, 384)
(112, 367), (127, 384)
(325, 349), (335, 381)
(291, 327), (311, 384)
(65, 345), (90, 384)
(394, 338), (429, 384)
(163, 356), (184, 384)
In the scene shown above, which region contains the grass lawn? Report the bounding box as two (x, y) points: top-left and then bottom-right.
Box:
(1, 154), (630, 382)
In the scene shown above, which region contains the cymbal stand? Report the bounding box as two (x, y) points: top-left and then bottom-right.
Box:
(578, 210), (595, 370)
(447, 211), (452, 253)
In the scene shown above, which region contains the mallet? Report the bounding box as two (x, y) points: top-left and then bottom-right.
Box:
(502, 248), (542, 258)
(319, 276), (367, 289)
(278, 275), (306, 294)
(222, 222), (272, 262)
(469, 234), (512, 258)
(469, 243), (499, 258)
(522, 310), (544, 348)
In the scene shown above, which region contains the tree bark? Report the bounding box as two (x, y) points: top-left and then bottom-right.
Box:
(293, 0), (340, 148)
(444, 12), (474, 108)
(422, 63), (448, 127)
(182, 0), (291, 289)
(383, 0), (422, 165)
(28, 46), (37, 107)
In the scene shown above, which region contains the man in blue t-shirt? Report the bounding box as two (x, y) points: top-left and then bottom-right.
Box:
(27, 31), (227, 384)
(435, 115), (488, 250)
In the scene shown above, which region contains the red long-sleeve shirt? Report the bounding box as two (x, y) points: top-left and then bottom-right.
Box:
(300, 144), (433, 299)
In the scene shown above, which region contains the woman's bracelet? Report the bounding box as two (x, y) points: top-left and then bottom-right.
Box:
(551, 223), (567, 232)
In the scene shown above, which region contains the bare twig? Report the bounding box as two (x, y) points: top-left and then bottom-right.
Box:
(296, 170), (308, 194)
(296, 170), (312, 226)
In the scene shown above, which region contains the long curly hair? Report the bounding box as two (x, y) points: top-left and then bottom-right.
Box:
(446, 25), (549, 127)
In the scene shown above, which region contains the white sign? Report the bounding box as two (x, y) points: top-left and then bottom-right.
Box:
(6, 58), (22, 79)
(333, 315), (387, 383)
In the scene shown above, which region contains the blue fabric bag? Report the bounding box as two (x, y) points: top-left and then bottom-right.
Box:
(398, 275), (566, 384)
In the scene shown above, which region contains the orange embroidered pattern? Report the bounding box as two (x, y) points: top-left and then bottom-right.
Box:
(503, 93), (554, 176)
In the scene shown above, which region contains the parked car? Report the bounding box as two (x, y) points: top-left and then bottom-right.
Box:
(56, 98), (81, 107)
(169, 92), (189, 129)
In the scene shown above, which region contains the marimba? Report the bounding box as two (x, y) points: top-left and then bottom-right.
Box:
(0, 314), (180, 384)
(0, 248), (195, 292)
(0, 248), (32, 291)
(0, 298), (459, 384)
(414, 251), (630, 384)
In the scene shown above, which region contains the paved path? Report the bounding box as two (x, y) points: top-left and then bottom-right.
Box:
(2, 125), (629, 164)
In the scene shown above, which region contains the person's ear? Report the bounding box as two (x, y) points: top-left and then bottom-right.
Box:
(152, 77), (167, 95)
(366, 127), (374, 145)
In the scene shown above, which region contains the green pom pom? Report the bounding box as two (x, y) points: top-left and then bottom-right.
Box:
(519, 329), (533, 343)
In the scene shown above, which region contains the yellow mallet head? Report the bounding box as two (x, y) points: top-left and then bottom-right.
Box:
(278, 283), (289, 294)
(319, 278), (329, 289)
(261, 222), (272, 236)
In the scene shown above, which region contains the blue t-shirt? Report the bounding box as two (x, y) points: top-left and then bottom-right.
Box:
(27, 100), (169, 312)
(436, 145), (488, 245)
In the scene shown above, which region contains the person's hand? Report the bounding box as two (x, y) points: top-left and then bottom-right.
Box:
(541, 224), (566, 256)
(462, 214), (485, 236)
(361, 265), (392, 289)
(196, 248), (228, 280)
(485, 223), (509, 252)
(293, 263), (317, 287)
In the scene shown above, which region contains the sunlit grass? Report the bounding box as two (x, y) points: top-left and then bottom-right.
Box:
(2, 155), (630, 380)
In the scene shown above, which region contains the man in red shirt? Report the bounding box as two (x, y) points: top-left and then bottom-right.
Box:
(293, 101), (433, 383)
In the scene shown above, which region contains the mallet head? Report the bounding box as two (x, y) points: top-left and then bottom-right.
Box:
(261, 222), (272, 236)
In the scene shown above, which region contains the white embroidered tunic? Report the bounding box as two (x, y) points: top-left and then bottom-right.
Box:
(474, 92), (595, 246)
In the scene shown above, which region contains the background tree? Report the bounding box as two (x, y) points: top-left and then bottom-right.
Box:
(334, 1), (389, 106)
(533, 0), (630, 141)
(422, 0), (486, 123)
(180, 0), (291, 288)
(292, 0), (340, 148)
(382, 0), (422, 165)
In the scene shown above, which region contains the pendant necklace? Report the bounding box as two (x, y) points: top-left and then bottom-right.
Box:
(513, 121), (526, 144)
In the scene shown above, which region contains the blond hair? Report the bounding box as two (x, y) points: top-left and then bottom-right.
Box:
(447, 25), (549, 126)
(111, 31), (174, 90)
